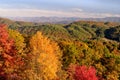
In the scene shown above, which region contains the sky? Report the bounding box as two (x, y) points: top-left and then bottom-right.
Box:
(0, 0), (120, 18)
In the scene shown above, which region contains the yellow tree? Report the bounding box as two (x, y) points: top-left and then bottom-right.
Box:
(28, 31), (61, 80)
(8, 29), (25, 54)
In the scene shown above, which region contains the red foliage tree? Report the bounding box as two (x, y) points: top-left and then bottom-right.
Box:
(75, 65), (98, 80)
(0, 24), (23, 79)
(68, 64), (98, 80)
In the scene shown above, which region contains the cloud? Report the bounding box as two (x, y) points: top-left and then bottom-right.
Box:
(0, 8), (120, 18)
(0, 8), (75, 17)
(72, 8), (83, 12)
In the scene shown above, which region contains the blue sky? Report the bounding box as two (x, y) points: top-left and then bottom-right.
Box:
(0, 0), (120, 18)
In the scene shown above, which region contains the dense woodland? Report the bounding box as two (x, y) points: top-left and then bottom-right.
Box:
(0, 18), (120, 80)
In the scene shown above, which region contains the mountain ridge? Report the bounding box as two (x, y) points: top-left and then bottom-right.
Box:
(9, 17), (120, 24)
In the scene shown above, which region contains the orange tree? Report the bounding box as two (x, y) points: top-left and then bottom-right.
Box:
(0, 24), (23, 80)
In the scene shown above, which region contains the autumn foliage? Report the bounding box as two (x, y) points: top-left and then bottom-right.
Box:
(25, 31), (61, 80)
(0, 24), (23, 79)
(68, 65), (98, 80)
(0, 21), (120, 80)
(74, 65), (98, 80)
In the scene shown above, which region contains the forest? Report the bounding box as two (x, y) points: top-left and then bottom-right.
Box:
(0, 19), (120, 80)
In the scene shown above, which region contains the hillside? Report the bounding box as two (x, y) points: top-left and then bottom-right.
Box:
(11, 20), (120, 42)
(0, 18), (120, 80)
(0, 17), (39, 29)
(0, 17), (120, 42)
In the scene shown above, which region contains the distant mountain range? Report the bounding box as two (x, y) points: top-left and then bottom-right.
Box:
(9, 17), (120, 24)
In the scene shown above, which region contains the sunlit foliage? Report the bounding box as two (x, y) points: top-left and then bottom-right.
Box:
(26, 31), (62, 80)
(0, 24), (23, 80)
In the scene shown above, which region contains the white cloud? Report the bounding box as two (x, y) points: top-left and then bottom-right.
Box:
(0, 8), (120, 18)
(72, 8), (83, 12)
(0, 8), (75, 17)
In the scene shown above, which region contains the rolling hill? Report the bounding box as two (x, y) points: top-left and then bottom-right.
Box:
(0, 17), (120, 42)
